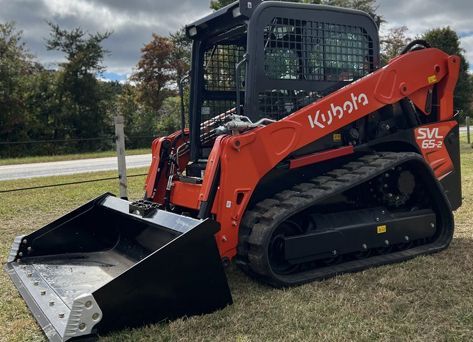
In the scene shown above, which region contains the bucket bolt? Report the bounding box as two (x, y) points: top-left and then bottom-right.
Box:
(79, 323), (86, 331)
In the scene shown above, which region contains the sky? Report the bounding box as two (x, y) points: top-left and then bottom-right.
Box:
(1, 0), (472, 81)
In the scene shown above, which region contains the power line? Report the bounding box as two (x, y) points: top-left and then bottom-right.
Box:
(0, 135), (158, 145)
(0, 173), (148, 194)
(0, 137), (113, 145)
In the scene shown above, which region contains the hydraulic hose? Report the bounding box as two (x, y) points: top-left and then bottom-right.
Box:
(400, 39), (431, 55)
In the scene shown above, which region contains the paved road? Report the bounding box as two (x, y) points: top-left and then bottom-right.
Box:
(0, 154), (152, 181)
(0, 126), (469, 182)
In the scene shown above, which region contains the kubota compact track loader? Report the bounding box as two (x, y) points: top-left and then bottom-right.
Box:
(6, 1), (462, 340)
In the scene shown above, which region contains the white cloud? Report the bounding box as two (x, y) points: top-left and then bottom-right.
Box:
(461, 35), (473, 68)
(375, 0), (473, 70)
(1, 0), (472, 76)
(0, 0), (211, 77)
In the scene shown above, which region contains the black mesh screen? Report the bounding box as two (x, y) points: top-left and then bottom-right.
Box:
(201, 99), (236, 122)
(198, 16), (374, 123)
(204, 44), (245, 91)
(258, 90), (321, 120)
(201, 44), (245, 123)
(258, 16), (374, 120)
(264, 17), (372, 82)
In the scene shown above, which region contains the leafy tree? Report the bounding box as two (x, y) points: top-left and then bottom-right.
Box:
(25, 70), (61, 147)
(170, 28), (192, 128)
(132, 31), (192, 134)
(46, 23), (111, 75)
(422, 27), (473, 120)
(0, 22), (36, 155)
(170, 28), (192, 85)
(116, 84), (158, 148)
(46, 23), (113, 149)
(210, 0), (234, 10)
(132, 34), (176, 113)
(327, 0), (379, 22)
(158, 96), (185, 135)
(380, 26), (410, 64)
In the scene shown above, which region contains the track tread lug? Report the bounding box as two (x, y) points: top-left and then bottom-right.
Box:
(343, 162), (365, 170)
(255, 199), (279, 211)
(293, 183), (316, 192)
(310, 176), (334, 185)
(274, 190), (300, 201)
(326, 169), (350, 178)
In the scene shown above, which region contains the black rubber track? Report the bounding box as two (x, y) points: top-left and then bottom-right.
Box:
(236, 152), (454, 287)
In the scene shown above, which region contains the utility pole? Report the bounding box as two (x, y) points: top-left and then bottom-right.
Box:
(115, 114), (128, 199)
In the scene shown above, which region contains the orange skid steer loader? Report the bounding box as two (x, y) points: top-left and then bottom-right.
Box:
(6, 1), (462, 340)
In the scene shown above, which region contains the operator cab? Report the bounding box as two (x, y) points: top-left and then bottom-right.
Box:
(185, 0), (379, 175)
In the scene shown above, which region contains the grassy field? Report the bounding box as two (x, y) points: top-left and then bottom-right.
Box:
(0, 140), (472, 341)
(0, 148), (151, 166)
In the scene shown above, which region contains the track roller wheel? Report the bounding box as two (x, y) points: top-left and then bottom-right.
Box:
(268, 220), (304, 275)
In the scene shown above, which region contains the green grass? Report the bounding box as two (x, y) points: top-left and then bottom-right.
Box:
(0, 148), (151, 166)
(1, 140), (473, 341)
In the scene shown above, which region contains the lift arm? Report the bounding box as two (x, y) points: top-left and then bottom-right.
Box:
(255, 48), (460, 166)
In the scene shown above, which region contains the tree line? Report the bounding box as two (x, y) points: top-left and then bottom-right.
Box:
(0, 20), (191, 158)
(1, 0), (471, 158)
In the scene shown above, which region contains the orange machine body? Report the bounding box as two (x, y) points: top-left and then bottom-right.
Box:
(145, 48), (460, 260)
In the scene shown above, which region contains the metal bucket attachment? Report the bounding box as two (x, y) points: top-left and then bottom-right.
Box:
(5, 194), (232, 341)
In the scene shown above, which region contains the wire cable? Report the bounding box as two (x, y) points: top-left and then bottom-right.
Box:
(0, 173), (148, 193)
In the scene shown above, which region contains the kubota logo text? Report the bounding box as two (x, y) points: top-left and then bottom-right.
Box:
(308, 93), (369, 129)
(416, 127), (443, 149)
